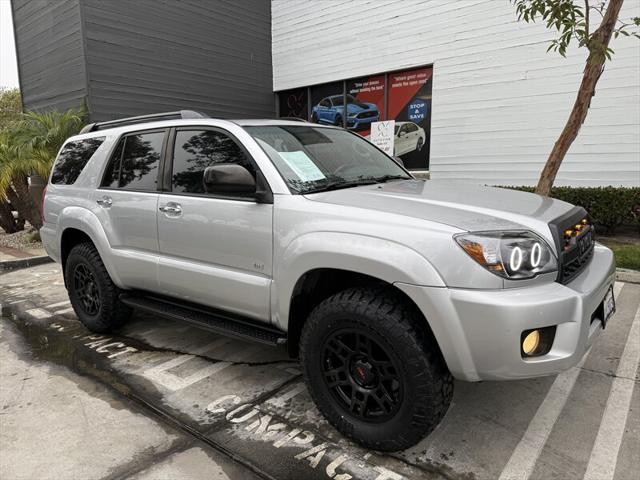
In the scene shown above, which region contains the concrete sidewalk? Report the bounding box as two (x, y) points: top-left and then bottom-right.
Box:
(0, 320), (261, 480)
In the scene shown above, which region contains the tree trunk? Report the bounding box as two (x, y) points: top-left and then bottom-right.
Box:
(6, 176), (42, 230)
(535, 0), (625, 196)
(0, 199), (20, 233)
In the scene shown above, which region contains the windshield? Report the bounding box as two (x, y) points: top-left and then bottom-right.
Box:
(245, 125), (411, 194)
(332, 95), (368, 109)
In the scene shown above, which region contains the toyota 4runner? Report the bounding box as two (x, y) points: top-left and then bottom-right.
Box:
(41, 110), (617, 451)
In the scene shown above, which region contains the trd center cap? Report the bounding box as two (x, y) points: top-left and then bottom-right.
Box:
(351, 359), (376, 387)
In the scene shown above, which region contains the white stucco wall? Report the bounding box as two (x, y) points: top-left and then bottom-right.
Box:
(272, 0), (640, 187)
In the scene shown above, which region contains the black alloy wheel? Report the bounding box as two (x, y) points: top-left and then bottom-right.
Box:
(65, 242), (132, 332)
(322, 329), (402, 422)
(73, 263), (101, 315)
(300, 287), (454, 451)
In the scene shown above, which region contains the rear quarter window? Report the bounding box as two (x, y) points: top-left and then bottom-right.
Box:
(51, 137), (105, 185)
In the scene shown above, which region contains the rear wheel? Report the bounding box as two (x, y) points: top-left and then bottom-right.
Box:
(300, 287), (453, 451)
(416, 137), (424, 151)
(65, 242), (131, 333)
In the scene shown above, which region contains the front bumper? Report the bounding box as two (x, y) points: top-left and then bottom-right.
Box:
(346, 115), (379, 130)
(397, 244), (616, 381)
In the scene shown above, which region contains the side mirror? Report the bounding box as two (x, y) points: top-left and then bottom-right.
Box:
(203, 164), (255, 195)
(393, 156), (404, 167)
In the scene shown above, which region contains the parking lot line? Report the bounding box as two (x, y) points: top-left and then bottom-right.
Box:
(45, 300), (70, 309)
(583, 303), (640, 480)
(498, 355), (588, 480)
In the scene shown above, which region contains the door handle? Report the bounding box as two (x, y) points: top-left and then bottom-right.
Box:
(159, 202), (182, 216)
(96, 196), (112, 207)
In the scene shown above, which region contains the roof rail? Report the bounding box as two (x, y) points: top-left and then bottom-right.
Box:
(79, 110), (208, 134)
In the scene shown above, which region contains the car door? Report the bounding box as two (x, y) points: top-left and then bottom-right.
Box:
(93, 129), (166, 290)
(156, 127), (272, 322)
(317, 98), (331, 123)
(395, 124), (410, 156)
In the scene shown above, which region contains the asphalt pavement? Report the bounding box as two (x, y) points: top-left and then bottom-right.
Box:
(1, 264), (638, 480)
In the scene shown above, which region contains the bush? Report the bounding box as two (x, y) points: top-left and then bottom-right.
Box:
(502, 186), (640, 235)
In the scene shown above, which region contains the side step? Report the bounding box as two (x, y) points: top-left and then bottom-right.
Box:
(120, 293), (287, 347)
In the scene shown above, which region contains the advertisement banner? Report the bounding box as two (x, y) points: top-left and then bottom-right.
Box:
(310, 81), (345, 128)
(278, 88), (308, 120)
(388, 67), (432, 170)
(345, 75), (385, 136)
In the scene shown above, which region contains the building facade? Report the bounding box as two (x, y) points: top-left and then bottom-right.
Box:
(11, 0), (274, 121)
(11, 0), (640, 186)
(272, 0), (640, 186)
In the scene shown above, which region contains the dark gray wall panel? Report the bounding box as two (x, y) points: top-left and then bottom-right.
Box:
(81, 0), (274, 121)
(11, 0), (87, 112)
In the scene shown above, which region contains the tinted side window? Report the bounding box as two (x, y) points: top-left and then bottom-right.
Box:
(51, 137), (105, 185)
(101, 138), (125, 188)
(171, 130), (254, 194)
(119, 132), (164, 191)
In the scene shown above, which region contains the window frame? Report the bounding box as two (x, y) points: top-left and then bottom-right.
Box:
(98, 128), (169, 193)
(161, 125), (270, 203)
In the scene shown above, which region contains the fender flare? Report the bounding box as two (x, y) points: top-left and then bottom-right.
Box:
(273, 231), (445, 330)
(57, 206), (125, 288)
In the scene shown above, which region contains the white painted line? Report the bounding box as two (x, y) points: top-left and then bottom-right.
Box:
(498, 355), (589, 480)
(613, 281), (624, 298)
(45, 300), (70, 309)
(143, 338), (232, 391)
(25, 308), (51, 319)
(583, 303), (640, 480)
(267, 381), (307, 408)
(54, 307), (75, 315)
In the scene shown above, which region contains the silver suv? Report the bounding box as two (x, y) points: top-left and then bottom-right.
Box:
(41, 110), (616, 451)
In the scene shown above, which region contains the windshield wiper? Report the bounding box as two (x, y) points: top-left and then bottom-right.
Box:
(373, 175), (411, 183)
(302, 178), (379, 194)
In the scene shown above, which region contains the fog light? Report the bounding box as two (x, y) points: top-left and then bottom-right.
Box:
(522, 330), (540, 355)
(521, 326), (556, 357)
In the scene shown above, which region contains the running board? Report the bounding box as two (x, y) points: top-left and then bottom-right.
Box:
(120, 293), (287, 347)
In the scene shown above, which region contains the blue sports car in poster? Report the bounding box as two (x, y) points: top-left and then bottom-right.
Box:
(311, 94), (380, 130)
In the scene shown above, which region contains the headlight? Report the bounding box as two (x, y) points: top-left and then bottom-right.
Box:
(347, 112), (357, 117)
(454, 231), (557, 280)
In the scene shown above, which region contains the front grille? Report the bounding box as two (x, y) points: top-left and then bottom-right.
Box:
(548, 206), (595, 284)
(357, 111), (378, 119)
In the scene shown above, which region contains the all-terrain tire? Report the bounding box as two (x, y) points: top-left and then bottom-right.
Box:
(65, 242), (132, 333)
(300, 287), (453, 451)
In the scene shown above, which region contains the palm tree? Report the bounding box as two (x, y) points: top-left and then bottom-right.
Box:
(15, 109), (86, 176)
(0, 108), (86, 231)
(0, 130), (44, 229)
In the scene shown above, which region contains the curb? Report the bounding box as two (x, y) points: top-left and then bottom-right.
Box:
(616, 268), (640, 285)
(0, 255), (53, 274)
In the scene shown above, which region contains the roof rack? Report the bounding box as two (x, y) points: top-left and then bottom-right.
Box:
(79, 110), (209, 134)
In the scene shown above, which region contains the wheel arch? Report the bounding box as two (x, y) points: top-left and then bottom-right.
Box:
(57, 206), (124, 288)
(285, 267), (443, 361)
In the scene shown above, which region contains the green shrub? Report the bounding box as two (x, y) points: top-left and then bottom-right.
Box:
(501, 186), (640, 235)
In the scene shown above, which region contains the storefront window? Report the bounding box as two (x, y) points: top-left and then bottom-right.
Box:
(277, 66), (433, 170)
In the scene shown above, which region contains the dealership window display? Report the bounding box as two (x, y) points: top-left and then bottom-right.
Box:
(276, 66), (433, 170)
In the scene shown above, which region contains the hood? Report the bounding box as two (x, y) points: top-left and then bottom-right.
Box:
(304, 180), (574, 233)
(346, 102), (376, 114)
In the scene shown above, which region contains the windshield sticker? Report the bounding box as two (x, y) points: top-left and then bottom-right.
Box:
(278, 151), (326, 182)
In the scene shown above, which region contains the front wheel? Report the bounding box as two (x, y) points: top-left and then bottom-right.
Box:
(334, 114), (343, 127)
(300, 287), (453, 451)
